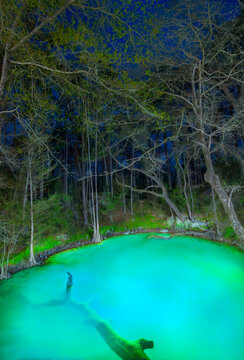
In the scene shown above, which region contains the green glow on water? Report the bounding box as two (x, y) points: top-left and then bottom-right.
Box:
(0, 233), (244, 360)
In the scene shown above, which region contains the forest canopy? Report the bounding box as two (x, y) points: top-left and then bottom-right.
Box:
(0, 0), (243, 278)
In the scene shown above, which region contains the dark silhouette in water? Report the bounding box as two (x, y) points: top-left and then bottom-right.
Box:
(38, 273), (154, 359)
(64, 272), (154, 360)
(27, 273), (154, 359)
(66, 272), (73, 287)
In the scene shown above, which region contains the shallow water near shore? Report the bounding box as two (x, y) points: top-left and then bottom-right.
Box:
(0, 233), (244, 360)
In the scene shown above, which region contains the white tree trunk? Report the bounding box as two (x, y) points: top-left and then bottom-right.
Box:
(186, 159), (194, 218)
(212, 188), (220, 236)
(94, 125), (101, 243)
(23, 168), (29, 218)
(29, 151), (36, 265)
(201, 138), (244, 247)
(178, 159), (192, 220)
(87, 124), (100, 243)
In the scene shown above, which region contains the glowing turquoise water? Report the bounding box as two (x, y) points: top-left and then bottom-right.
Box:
(0, 233), (244, 360)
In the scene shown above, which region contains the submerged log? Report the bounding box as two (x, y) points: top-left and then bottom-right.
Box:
(65, 273), (154, 360)
(72, 300), (153, 360)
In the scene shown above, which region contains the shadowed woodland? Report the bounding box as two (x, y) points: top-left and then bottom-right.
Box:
(0, 0), (243, 279)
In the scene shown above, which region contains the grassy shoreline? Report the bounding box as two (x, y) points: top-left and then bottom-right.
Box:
(1, 211), (242, 281)
(8, 212), (167, 266)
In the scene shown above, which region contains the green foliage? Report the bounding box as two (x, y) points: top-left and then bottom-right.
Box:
(99, 193), (123, 223)
(0, 0), (243, 274)
(215, 157), (242, 185)
(223, 226), (238, 241)
(33, 194), (75, 237)
(170, 188), (186, 210)
(125, 213), (166, 230)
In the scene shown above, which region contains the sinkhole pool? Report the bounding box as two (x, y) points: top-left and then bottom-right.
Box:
(0, 233), (244, 360)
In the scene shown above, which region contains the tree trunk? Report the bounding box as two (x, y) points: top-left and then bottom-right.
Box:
(130, 169), (134, 215)
(75, 137), (88, 226)
(161, 184), (185, 222)
(175, 161), (182, 189)
(178, 159), (192, 220)
(94, 125), (101, 243)
(110, 154), (114, 197)
(82, 173), (88, 227)
(104, 155), (109, 189)
(28, 151), (36, 265)
(120, 166), (186, 222)
(212, 188), (220, 236)
(122, 171), (127, 214)
(23, 168), (29, 218)
(81, 134), (88, 226)
(87, 124), (100, 243)
(64, 132), (68, 196)
(130, 147), (134, 215)
(164, 138), (172, 190)
(40, 172), (44, 200)
(0, 46), (9, 103)
(0, 239), (7, 279)
(201, 140), (244, 247)
(186, 158), (194, 219)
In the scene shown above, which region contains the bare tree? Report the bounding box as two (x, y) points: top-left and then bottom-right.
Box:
(148, 0), (244, 245)
(0, 219), (23, 279)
